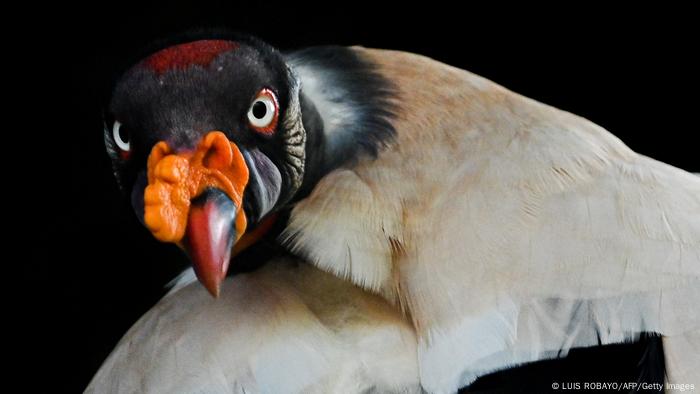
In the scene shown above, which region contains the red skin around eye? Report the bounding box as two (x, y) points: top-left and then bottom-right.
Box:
(250, 88), (279, 136)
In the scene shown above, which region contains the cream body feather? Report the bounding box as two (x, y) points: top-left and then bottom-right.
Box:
(284, 48), (700, 392)
(85, 260), (420, 393)
(92, 47), (698, 393)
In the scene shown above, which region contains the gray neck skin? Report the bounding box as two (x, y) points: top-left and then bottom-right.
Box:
(284, 46), (398, 203)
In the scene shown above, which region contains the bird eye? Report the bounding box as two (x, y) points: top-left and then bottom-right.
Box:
(247, 88), (279, 135)
(112, 120), (130, 152)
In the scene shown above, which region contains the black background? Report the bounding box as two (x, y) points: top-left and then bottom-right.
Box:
(33, 2), (698, 393)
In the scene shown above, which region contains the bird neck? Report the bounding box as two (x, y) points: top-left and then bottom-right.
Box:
(285, 46), (398, 203)
(292, 93), (330, 202)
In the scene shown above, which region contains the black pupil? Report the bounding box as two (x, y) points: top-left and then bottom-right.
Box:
(118, 125), (129, 144)
(252, 101), (267, 119)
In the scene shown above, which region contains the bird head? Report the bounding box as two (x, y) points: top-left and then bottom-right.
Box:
(104, 36), (308, 297)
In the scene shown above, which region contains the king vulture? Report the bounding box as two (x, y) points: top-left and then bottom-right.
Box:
(87, 32), (700, 393)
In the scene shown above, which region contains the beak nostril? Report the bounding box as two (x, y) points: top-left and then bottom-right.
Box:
(201, 131), (233, 169)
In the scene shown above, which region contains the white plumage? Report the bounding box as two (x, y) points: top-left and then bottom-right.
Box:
(90, 46), (699, 393)
(284, 48), (700, 392)
(86, 260), (420, 393)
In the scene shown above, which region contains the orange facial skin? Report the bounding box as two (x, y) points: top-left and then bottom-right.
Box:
(144, 131), (249, 245)
(232, 213), (279, 256)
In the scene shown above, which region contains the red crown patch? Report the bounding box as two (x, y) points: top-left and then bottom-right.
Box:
(143, 40), (239, 75)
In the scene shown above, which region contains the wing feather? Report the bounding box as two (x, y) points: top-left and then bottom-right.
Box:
(86, 259), (420, 394)
(287, 47), (700, 392)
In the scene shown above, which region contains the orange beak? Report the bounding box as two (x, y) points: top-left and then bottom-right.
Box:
(143, 131), (249, 297)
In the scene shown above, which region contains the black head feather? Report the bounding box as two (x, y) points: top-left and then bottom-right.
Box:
(103, 32), (400, 225)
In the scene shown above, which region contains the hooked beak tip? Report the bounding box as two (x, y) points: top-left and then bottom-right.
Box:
(184, 188), (236, 298)
(203, 279), (222, 298)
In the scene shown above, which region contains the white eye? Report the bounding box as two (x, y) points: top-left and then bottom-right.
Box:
(112, 120), (130, 152)
(247, 96), (275, 128)
(247, 89), (279, 134)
